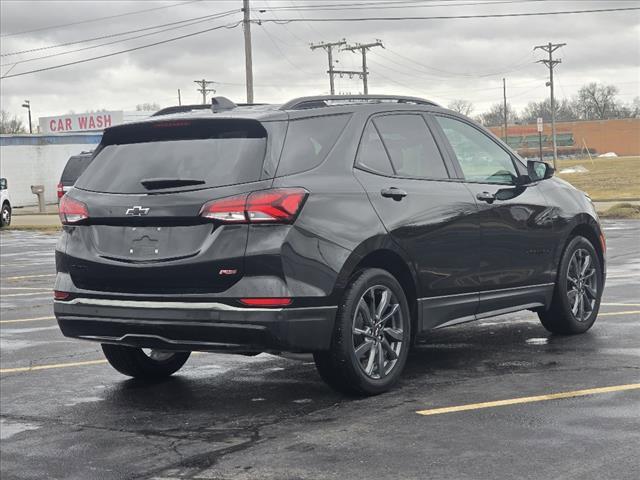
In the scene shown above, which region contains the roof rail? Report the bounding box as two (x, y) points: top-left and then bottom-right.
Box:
(280, 95), (439, 111)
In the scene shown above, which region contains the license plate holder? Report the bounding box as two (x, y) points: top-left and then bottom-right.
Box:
(125, 227), (170, 258)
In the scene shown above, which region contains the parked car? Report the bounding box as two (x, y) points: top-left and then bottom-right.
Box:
(54, 95), (606, 395)
(0, 177), (11, 227)
(57, 151), (94, 201)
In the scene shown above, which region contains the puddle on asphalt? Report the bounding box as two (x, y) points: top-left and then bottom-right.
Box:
(0, 418), (41, 440)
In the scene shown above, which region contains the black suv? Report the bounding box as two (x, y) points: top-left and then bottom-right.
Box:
(55, 95), (606, 395)
(57, 151), (94, 201)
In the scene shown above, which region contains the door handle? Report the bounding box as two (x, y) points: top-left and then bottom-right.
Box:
(381, 187), (407, 201)
(476, 191), (496, 204)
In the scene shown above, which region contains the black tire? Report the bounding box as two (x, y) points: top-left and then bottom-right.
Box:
(101, 344), (190, 379)
(1, 202), (10, 227)
(538, 235), (603, 334)
(314, 268), (411, 396)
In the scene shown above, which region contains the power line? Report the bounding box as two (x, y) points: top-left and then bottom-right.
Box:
(259, 7), (640, 23)
(256, 0), (548, 12)
(0, 13), (241, 67)
(1, 0), (203, 38)
(1, 21), (242, 79)
(1, 9), (241, 58)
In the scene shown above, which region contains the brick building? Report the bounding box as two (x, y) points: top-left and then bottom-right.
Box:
(488, 118), (640, 157)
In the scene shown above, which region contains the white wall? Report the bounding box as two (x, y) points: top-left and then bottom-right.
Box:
(0, 141), (99, 207)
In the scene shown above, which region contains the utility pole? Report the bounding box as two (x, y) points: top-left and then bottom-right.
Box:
(534, 41), (566, 169)
(242, 0), (254, 104)
(310, 40), (347, 95)
(193, 79), (216, 104)
(177, 89), (181, 106)
(502, 78), (508, 143)
(343, 40), (384, 95)
(21, 99), (32, 134)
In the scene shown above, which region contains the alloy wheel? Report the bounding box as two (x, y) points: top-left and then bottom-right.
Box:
(566, 248), (598, 322)
(352, 285), (404, 379)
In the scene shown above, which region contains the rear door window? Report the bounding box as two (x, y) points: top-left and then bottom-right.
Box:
(373, 114), (449, 179)
(276, 114), (351, 176)
(75, 119), (268, 194)
(61, 156), (92, 184)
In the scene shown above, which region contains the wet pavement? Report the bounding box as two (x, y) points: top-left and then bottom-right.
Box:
(1, 221), (639, 480)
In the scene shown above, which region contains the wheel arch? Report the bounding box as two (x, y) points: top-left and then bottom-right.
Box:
(334, 237), (420, 340)
(566, 216), (605, 272)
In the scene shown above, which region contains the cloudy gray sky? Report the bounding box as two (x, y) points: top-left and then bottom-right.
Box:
(1, 0), (639, 122)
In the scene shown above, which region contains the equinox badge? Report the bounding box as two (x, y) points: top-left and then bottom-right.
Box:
(125, 206), (150, 216)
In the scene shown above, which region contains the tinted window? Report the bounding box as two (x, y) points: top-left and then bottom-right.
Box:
(355, 123), (394, 175)
(435, 116), (517, 184)
(75, 119), (267, 194)
(276, 114), (350, 176)
(61, 155), (92, 183)
(373, 114), (448, 179)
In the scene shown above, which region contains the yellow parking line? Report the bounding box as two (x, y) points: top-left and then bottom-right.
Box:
(1, 287), (52, 291)
(0, 359), (108, 374)
(1, 291), (51, 297)
(0, 316), (55, 324)
(416, 383), (640, 416)
(5, 273), (56, 281)
(598, 310), (640, 316)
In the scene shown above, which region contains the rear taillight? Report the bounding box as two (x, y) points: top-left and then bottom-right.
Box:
(59, 196), (89, 224)
(54, 290), (70, 300)
(57, 182), (65, 199)
(200, 188), (308, 224)
(240, 298), (292, 307)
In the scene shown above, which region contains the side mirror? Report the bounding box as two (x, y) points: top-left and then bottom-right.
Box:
(527, 160), (554, 182)
(0, 178), (7, 190)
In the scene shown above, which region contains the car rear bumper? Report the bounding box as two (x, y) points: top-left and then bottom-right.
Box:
(54, 298), (337, 353)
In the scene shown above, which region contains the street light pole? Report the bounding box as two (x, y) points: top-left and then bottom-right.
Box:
(21, 100), (32, 134)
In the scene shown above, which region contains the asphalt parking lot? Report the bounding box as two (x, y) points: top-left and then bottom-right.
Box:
(1, 221), (639, 480)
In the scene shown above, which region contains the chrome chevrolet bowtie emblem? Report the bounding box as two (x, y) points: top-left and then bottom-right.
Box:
(125, 206), (150, 216)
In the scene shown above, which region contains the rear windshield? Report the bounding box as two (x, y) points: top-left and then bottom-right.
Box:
(75, 119), (267, 194)
(61, 155), (92, 183)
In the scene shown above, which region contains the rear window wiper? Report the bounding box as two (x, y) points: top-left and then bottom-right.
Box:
(140, 178), (206, 190)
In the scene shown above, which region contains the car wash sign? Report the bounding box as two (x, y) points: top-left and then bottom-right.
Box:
(39, 111), (124, 134)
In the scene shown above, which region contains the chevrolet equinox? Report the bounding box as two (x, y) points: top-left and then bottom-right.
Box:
(54, 95), (606, 395)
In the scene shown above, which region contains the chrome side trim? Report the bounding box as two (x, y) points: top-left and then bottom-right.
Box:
(418, 282), (554, 301)
(56, 298), (336, 313)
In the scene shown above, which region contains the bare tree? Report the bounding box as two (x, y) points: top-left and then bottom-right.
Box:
(136, 103), (161, 112)
(572, 82), (619, 120)
(0, 110), (27, 134)
(521, 98), (576, 123)
(447, 99), (474, 116)
(477, 102), (518, 127)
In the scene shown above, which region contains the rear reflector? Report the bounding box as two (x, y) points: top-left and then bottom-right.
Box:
(57, 182), (65, 199)
(200, 188), (308, 224)
(54, 290), (70, 300)
(59, 196), (89, 224)
(239, 298), (292, 307)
